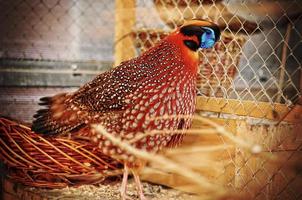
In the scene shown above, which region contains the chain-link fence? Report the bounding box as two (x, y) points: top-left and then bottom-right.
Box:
(132, 1), (302, 199)
(0, 0), (301, 199)
(0, 0), (116, 87)
(0, 0), (115, 61)
(133, 1), (301, 199)
(134, 0), (302, 108)
(1, 0), (301, 105)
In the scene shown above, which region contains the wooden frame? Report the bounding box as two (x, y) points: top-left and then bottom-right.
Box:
(114, 0), (136, 67)
(196, 96), (302, 123)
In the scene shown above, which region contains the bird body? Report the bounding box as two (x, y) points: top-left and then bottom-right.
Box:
(33, 26), (208, 154)
(32, 20), (220, 199)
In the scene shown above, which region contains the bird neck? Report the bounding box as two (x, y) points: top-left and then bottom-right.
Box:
(165, 32), (200, 75)
(139, 35), (200, 78)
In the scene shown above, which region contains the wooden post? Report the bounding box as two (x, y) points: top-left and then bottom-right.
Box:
(277, 23), (292, 103)
(114, 0), (136, 67)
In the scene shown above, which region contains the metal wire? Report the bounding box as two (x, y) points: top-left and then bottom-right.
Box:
(0, 0), (301, 199)
(134, 0), (302, 199)
(0, 0), (115, 62)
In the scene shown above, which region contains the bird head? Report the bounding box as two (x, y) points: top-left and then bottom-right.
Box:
(164, 19), (220, 72)
(179, 20), (220, 51)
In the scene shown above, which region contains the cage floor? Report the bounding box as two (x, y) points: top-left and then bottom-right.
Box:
(9, 179), (193, 200)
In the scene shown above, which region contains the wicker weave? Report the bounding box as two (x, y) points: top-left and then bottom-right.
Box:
(0, 117), (123, 188)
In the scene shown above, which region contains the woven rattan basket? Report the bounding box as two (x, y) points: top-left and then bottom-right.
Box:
(0, 117), (122, 188)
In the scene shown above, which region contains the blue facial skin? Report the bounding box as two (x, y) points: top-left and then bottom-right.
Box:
(200, 27), (216, 49)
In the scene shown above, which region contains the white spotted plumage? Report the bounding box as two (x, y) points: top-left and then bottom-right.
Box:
(34, 36), (198, 159)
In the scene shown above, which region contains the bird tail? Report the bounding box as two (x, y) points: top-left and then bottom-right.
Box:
(32, 93), (85, 136)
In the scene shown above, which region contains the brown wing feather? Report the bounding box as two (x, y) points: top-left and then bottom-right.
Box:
(32, 58), (152, 136)
(32, 93), (87, 135)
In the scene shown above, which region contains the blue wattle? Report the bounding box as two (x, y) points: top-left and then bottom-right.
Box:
(200, 27), (216, 49)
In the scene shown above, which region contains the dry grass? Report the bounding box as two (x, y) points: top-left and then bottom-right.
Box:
(93, 114), (266, 199)
(25, 180), (195, 200)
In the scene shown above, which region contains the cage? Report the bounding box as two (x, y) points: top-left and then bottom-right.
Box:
(0, 0), (301, 200)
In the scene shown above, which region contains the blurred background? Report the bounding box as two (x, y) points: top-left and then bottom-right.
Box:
(0, 1), (301, 199)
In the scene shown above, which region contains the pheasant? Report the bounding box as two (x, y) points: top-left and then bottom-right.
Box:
(32, 20), (220, 199)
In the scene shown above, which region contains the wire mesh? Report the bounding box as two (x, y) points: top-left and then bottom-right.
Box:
(0, 0), (115, 61)
(132, 15), (301, 200)
(134, 0), (302, 106)
(127, 0), (302, 199)
(1, 0), (300, 106)
(0, 0), (301, 199)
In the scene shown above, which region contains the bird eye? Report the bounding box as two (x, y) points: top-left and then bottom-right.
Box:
(184, 40), (199, 51)
(200, 27), (216, 49)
